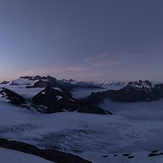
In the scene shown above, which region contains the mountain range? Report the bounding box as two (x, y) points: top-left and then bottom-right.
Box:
(1, 76), (163, 115)
(85, 80), (163, 104)
(0, 75), (126, 89)
(0, 76), (112, 115)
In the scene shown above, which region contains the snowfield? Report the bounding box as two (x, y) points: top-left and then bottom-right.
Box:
(1, 84), (163, 162)
(0, 147), (53, 163)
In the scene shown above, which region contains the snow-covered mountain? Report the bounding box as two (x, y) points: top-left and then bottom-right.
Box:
(2, 77), (163, 104)
(2, 76), (163, 104)
(0, 75), (127, 90)
(85, 80), (163, 104)
(1, 77), (163, 162)
(1, 76), (104, 93)
(96, 80), (126, 87)
(0, 84), (110, 115)
(31, 86), (111, 114)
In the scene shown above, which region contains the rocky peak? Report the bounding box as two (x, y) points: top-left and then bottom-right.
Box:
(32, 86), (111, 114)
(0, 81), (10, 84)
(128, 80), (153, 92)
(128, 80), (152, 87)
(32, 86), (76, 113)
(0, 87), (26, 106)
(20, 76), (34, 80)
(32, 75), (42, 80)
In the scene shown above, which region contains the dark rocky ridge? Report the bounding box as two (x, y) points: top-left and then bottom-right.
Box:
(0, 138), (91, 163)
(0, 87), (26, 106)
(32, 86), (111, 115)
(0, 81), (10, 84)
(32, 86), (76, 113)
(85, 80), (163, 104)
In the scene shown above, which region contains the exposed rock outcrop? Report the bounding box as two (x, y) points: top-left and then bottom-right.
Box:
(0, 81), (10, 84)
(32, 86), (76, 113)
(32, 86), (111, 115)
(0, 87), (26, 106)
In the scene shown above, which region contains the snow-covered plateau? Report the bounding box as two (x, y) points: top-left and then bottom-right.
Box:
(1, 80), (163, 162)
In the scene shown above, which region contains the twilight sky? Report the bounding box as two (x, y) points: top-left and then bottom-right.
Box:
(0, 0), (163, 81)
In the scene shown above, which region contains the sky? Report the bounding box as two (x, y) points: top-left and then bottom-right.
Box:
(0, 0), (163, 82)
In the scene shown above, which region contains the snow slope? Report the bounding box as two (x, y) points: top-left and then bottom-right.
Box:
(80, 151), (163, 163)
(0, 147), (53, 163)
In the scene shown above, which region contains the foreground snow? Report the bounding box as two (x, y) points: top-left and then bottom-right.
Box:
(1, 85), (163, 162)
(0, 147), (53, 163)
(80, 151), (163, 163)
